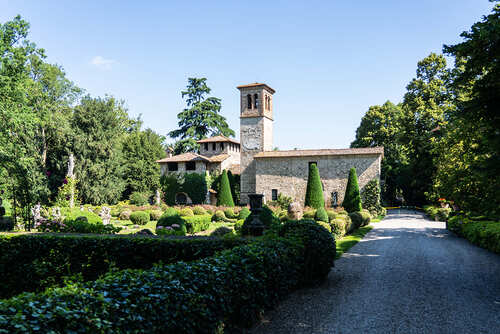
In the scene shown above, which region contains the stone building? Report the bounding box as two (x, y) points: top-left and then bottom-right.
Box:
(158, 82), (383, 206)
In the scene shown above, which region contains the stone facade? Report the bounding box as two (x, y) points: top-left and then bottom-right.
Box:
(160, 160), (207, 176)
(255, 154), (382, 206)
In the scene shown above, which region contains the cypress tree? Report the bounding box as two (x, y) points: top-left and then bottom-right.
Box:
(343, 167), (362, 213)
(304, 163), (324, 209)
(217, 170), (235, 207)
(227, 170), (237, 204)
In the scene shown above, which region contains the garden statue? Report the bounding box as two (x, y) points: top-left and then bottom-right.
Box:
(100, 206), (111, 225)
(247, 194), (265, 236)
(288, 201), (303, 220)
(51, 207), (61, 222)
(67, 153), (76, 208)
(31, 203), (43, 228)
(155, 189), (161, 206)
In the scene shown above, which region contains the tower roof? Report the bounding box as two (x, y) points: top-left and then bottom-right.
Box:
(197, 135), (240, 145)
(236, 83), (275, 94)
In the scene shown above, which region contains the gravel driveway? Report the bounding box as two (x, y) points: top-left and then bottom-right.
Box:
(251, 210), (500, 334)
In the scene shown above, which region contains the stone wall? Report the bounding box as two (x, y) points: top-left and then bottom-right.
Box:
(255, 154), (382, 206)
(159, 161), (207, 177)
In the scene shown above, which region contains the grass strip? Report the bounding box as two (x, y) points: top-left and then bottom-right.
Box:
(336, 225), (373, 259)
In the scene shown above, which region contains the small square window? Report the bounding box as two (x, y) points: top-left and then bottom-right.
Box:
(186, 161), (196, 171)
(204, 143), (208, 150)
(167, 162), (178, 171)
(212, 143), (216, 150)
(271, 189), (278, 201)
(220, 143), (224, 150)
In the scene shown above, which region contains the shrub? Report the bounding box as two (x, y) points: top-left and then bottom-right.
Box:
(343, 167), (362, 213)
(148, 209), (162, 221)
(303, 208), (316, 219)
(448, 216), (500, 254)
(119, 208), (132, 220)
(437, 207), (451, 221)
(182, 214), (211, 234)
(160, 174), (182, 205)
(130, 211), (150, 225)
(327, 210), (337, 222)
(0, 234), (248, 299)
(238, 207), (251, 220)
(330, 218), (347, 239)
(279, 219), (336, 284)
(64, 216), (121, 234)
(278, 210), (288, 222)
(193, 206), (207, 215)
(0, 216), (14, 232)
(348, 211), (370, 229)
(234, 219), (244, 234)
(242, 206), (280, 236)
(183, 173), (208, 204)
(304, 163), (325, 209)
(268, 193), (293, 210)
(0, 222), (334, 332)
(129, 192), (150, 206)
(156, 224), (186, 236)
(317, 221), (331, 233)
(163, 207), (178, 217)
(217, 170), (235, 207)
(210, 226), (234, 237)
(224, 208), (237, 219)
(212, 210), (227, 222)
(361, 179), (384, 216)
(315, 207), (329, 222)
(179, 208), (194, 217)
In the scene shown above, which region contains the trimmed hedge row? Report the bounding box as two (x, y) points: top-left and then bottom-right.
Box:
(447, 216), (500, 254)
(0, 220), (336, 333)
(183, 214), (212, 233)
(0, 234), (247, 299)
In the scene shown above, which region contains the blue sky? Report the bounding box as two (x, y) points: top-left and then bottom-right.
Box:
(1, 1), (494, 149)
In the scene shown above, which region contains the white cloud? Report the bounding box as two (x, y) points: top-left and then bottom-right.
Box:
(90, 56), (117, 70)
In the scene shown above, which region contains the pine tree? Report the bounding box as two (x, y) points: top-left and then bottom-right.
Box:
(217, 170), (234, 207)
(343, 167), (362, 213)
(304, 163), (324, 209)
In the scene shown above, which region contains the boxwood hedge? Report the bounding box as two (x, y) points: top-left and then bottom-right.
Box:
(0, 219), (336, 333)
(0, 234), (247, 299)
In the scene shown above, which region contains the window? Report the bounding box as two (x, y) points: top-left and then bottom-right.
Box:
(212, 142), (216, 150)
(272, 189), (278, 201)
(265, 96), (269, 110)
(204, 143), (208, 150)
(247, 94), (252, 109)
(167, 162), (178, 171)
(220, 142), (224, 150)
(253, 93), (258, 109)
(186, 161), (196, 171)
(309, 161), (317, 168)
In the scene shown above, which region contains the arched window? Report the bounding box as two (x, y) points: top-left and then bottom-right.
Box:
(253, 94), (258, 109)
(266, 96), (270, 110)
(247, 94), (252, 109)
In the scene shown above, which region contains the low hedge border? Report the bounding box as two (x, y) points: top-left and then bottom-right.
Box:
(182, 214), (212, 234)
(0, 220), (336, 333)
(0, 234), (247, 299)
(447, 216), (500, 254)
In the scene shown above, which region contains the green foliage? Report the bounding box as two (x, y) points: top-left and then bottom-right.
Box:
(148, 209), (162, 221)
(279, 219), (336, 284)
(304, 163), (324, 209)
(348, 211), (371, 229)
(315, 207), (329, 222)
(160, 173), (207, 205)
(343, 168), (362, 213)
(303, 208), (316, 219)
(238, 207), (251, 220)
(241, 206), (280, 236)
(159, 174), (182, 205)
(268, 193), (293, 210)
(163, 207), (178, 217)
(330, 218), (347, 239)
(129, 191), (150, 206)
(0, 234), (247, 299)
(54, 176), (78, 207)
(224, 208), (237, 219)
(448, 216), (500, 254)
(121, 127), (165, 198)
(361, 179), (384, 216)
(213, 210), (227, 222)
(424, 205), (451, 222)
(193, 206), (207, 215)
(326, 210), (337, 222)
(210, 226), (233, 237)
(169, 78), (235, 154)
(317, 221), (331, 233)
(129, 211), (150, 225)
(182, 214), (211, 234)
(179, 207), (194, 217)
(119, 208), (132, 220)
(217, 170), (235, 207)
(227, 170), (240, 205)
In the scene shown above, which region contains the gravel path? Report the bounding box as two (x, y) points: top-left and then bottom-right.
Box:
(251, 210), (500, 334)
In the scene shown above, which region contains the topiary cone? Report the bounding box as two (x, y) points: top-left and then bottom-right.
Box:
(217, 170), (235, 207)
(342, 167), (362, 213)
(304, 163), (325, 209)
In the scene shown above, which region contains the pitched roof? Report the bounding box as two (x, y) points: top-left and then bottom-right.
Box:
(156, 152), (210, 163)
(254, 147), (384, 159)
(229, 164), (241, 175)
(236, 83), (276, 94)
(208, 154), (230, 162)
(197, 135), (240, 145)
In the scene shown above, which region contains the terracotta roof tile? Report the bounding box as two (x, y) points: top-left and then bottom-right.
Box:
(254, 147), (384, 159)
(236, 83), (275, 94)
(197, 135), (240, 145)
(208, 154), (230, 163)
(156, 152), (210, 163)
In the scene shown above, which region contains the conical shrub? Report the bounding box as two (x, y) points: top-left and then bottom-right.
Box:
(217, 170), (235, 207)
(342, 167), (362, 213)
(304, 163), (324, 209)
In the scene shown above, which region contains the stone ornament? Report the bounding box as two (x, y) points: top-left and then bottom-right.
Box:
(99, 206), (111, 225)
(288, 202), (303, 220)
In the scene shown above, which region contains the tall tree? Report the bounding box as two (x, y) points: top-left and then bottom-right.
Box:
(304, 163), (324, 209)
(169, 78), (235, 154)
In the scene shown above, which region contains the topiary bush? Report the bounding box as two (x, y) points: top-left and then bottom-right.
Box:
(224, 208), (237, 219)
(193, 206), (207, 215)
(217, 170), (235, 207)
(326, 210), (337, 222)
(315, 207), (329, 222)
(238, 207), (251, 220)
(303, 208), (316, 219)
(119, 208), (132, 220)
(348, 211), (371, 230)
(130, 211), (150, 225)
(210, 226), (234, 237)
(212, 210), (227, 222)
(156, 214), (187, 236)
(330, 218), (347, 239)
(129, 192), (150, 206)
(179, 208), (194, 217)
(163, 207), (178, 217)
(148, 210), (162, 221)
(182, 214), (211, 234)
(304, 163), (325, 209)
(279, 219), (336, 284)
(342, 167), (362, 213)
(317, 221), (331, 233)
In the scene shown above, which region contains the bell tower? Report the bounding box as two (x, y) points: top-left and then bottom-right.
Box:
(237, 83), (275, 204)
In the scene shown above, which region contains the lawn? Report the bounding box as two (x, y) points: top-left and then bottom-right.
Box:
(336, 225), (373, 259)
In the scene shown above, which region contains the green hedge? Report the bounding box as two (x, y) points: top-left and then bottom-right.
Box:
(304, 162), (324, 209)
(0, 220), (335, 333)
(0, 234), (247, 299)
(130, 211), (150, 225)
(182, 214), (212, 234)
(448, 216), (500, 254)
(348, 211), (371, 229)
